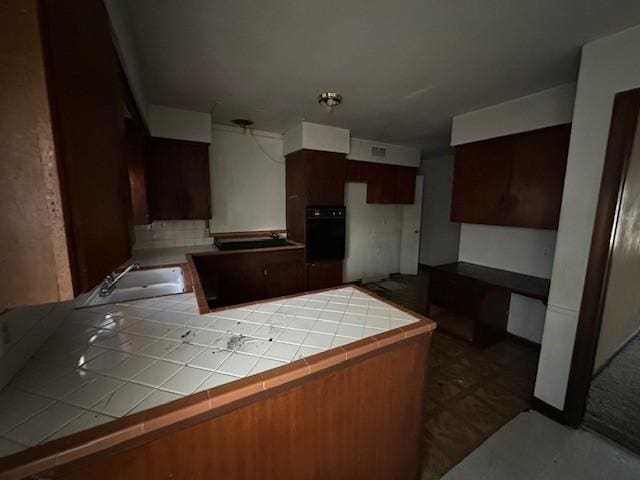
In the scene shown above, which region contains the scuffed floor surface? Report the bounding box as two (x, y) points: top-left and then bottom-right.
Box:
(584, 332), (640, 455)
(443, 411), (640, 480)
(363, 270), (540, 479)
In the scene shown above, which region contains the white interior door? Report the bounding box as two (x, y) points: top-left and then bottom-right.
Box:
(400, 175), (424, 274)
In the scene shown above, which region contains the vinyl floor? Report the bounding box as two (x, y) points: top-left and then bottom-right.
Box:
(364, 268), (540, 479)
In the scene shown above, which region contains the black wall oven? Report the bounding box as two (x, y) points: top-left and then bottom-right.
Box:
(305, 206), (346, 261)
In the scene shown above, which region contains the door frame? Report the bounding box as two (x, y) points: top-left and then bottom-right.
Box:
(400, 175), (424, 275)
(564, 87), (640, 426)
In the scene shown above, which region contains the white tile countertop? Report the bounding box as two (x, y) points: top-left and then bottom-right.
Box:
(0, 286), (421, 457)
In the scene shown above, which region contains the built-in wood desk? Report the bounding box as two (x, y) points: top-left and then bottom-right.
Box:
(427, 262), (550, 346)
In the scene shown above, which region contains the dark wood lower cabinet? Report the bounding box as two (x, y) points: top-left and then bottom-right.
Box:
(308, 261), (344, 291)
(189, 248), (306, 312)
(265, 260), (307, 298)
(451, 124), (570, 229)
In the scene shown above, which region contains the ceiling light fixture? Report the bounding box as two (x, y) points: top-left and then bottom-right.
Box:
(318, 92), (342, 112)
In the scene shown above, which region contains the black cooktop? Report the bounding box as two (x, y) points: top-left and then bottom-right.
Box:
(214, 235), (288, 251)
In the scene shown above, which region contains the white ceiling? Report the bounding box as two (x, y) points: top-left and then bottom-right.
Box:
(122, 0), (640, 157)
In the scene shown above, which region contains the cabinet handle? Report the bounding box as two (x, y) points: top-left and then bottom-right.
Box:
(264, 268), (268, 276)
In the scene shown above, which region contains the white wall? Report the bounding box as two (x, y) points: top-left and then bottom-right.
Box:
(344, 183), (403, 283)
(343, 139), (422, 282)
(451, 83), (576, 145)
(418, 155), (460, 266)
(348, 138), (420, 167)
(535, 25), (640, 410)
(148, 105), (212, 143)
(209, 124), (286, 233)
(103, 0), (150, 125)
(458, 225), (557, 278)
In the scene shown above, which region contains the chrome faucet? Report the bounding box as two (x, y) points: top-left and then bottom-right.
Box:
(99, 263), (140, 297)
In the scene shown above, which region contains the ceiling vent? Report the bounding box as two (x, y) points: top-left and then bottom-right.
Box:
(370, 145), (387, 158)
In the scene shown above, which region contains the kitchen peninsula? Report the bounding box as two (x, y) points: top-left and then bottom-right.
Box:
(0, 286), (434, 479)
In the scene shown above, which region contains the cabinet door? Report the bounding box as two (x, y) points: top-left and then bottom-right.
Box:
(125, 120), (150, 225)
(211, 254), (266, 306)
(396, 166), (417, 204)
(505, 124), (570, 229)
(306, 150), (346, 205)
(346, 160), (367, 183)
(265, 261), (306, 298)
(148, 138), (211, 220)
(451, 137), (513, 224)
(42, 0), (131, 293)
(308, 261), (343, 290)
(367, 163), (397, 203)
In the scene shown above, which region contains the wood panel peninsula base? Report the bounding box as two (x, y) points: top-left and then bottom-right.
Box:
(0, 286), (435, 480)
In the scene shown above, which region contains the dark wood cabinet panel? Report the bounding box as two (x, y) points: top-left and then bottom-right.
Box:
(265, 260), (307, 298)
(41, 0), (132, 293)
(285, 150), (308, 243)
(506, 124), (570, 229)
(396, 166), (417, 204)
(190, 248), (306, 311)
(346, 159), (367, 182)
(125, 120), (150, 225)
(147, 138), (211, 220)
(308, 261), (343, 290)
(451, 124), (570, 229)
(285, 149), (347, 244)
(345, 160), (417, 204)
(451, 136), (513, 225)
(306, 150), (346, 205)
(367, 163), (398, 204)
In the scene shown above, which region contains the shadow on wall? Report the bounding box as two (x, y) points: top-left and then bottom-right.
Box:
(418, 155), (461, 266)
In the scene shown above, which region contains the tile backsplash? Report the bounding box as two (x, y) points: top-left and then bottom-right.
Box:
(133, 220), (214, 250)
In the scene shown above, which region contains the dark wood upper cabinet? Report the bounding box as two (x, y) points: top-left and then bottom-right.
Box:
(147, 138), (211, 220)
(125, 120), (150, 225)
(451, 136), (514, 225)
(395, 166), (418, 204)
(40, 0), (132, 293)
(4, 0), (157, 306)
(506, 124), (571, 229)
(306, 150), (347, 205)
(367, 163), (398, 204)
(345, 160), (417, 204)
(285, 149), (346, 243)
(451, 124), (570, 229)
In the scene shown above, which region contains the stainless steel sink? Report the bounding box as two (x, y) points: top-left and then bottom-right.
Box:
(76, 266), (186, 308)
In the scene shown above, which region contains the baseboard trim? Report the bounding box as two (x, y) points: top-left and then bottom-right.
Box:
(531, 397), (569, 426)
(592, 324), (640, 377)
